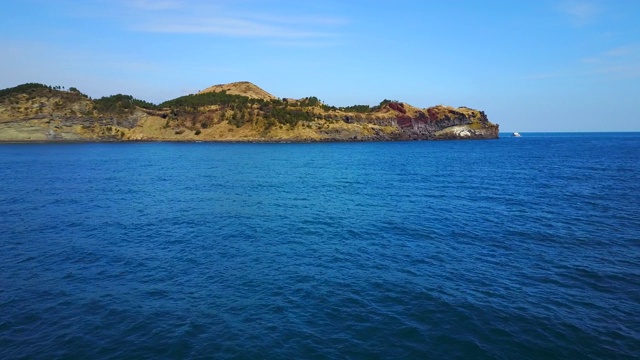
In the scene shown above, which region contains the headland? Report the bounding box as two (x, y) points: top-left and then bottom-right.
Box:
(0, 82), (499, 142)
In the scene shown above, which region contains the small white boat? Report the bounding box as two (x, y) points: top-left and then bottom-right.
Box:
(512, 132), (521, 137)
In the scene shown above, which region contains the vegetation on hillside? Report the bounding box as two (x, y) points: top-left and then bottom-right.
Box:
(0, 83), (402, 120)
(0, 83), (92, 102)
(158, 90), (265, 109)
(157, 92), (327, 128)
(338, 104), (371, 113)
(0, 83), (51, 98)
(0, 82), (498, 142)
(0, 82), (492, 134)
(94, 94), (156, 114)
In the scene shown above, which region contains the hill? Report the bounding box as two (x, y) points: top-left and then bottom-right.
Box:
(198, 81), (277, 101)
(0, 82), (499, 142)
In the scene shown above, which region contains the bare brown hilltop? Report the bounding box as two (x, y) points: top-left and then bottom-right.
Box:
(0, 82), (499, 142)
(199, 81), (277, 101)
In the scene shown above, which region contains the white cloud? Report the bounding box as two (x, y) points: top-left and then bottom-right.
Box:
(267, 40), (342, 48)
(244, 13), (348, 26)
(135, 16), (336, 39)
(604, 45), (640, 57)
(128, 0), (183, 10)
(118, 1), (345, 42)
(556, 1), (601, 26)
(589, 45), (640, 78)
(525, 44), (640, 80)
(0, 39), (173, 101)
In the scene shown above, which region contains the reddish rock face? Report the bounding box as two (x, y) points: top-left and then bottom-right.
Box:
(388, 102), (406, 114)
(427, 108), (439, 121)
(396, 115), (413, 128)
(415, 111), (429, 122)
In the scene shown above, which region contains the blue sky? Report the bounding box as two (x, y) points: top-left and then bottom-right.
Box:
(1, 0), (638, 131)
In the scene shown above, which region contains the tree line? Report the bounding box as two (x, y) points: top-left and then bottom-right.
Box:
(1, 83), (405, 125)
(93, 94), (156, 114)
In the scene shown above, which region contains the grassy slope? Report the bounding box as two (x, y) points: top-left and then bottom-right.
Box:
(198, 81), (277, 101)
(0, 82), (498, 141)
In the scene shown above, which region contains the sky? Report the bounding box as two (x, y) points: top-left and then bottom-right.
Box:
(0, 0), (639, 132)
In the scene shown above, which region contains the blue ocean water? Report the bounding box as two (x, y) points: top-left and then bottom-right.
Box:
(0, 133), (639, 359)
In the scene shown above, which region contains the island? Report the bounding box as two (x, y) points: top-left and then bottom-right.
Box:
(0, 82), (499, 142)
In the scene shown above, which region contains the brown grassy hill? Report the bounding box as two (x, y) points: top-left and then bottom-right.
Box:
(0, 82), (499, 142)
(198, 81), (277, 101)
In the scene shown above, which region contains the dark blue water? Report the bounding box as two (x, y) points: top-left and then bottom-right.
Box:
(1, 133), (639, 359)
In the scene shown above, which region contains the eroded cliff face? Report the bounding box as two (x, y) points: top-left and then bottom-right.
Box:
(0, 84), (499, 142)
(344, 102), (499, 140)
(0, 87), (153, 141)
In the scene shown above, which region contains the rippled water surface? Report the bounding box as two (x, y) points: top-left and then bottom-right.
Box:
(1, 133), (639, 359)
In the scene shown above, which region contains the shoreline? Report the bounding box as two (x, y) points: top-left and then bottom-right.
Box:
(0, 136), (501, 145)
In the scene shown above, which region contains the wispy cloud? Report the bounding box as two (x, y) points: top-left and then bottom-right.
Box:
(603, 45), (640, 57)
(119, 1), (346, 43)
(135, 17), (335, 39)
(524, 44), (640, 80)
(0, 38), (174, 101)
(556, 1), (601, 26)
(243, 13), (348, 26)
(267, 39), (343, 48)
(581, 45), (640, 78)
(128, 0), (183, 11)
(521, 72), (570, 80)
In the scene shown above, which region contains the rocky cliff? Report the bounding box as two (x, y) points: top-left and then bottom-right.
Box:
(0, 82), (499, 142)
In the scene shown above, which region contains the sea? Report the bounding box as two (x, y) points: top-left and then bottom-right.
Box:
(0, 132), (638, 359)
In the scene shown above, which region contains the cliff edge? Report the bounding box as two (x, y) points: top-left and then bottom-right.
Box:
(0, 82), (499, 142)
